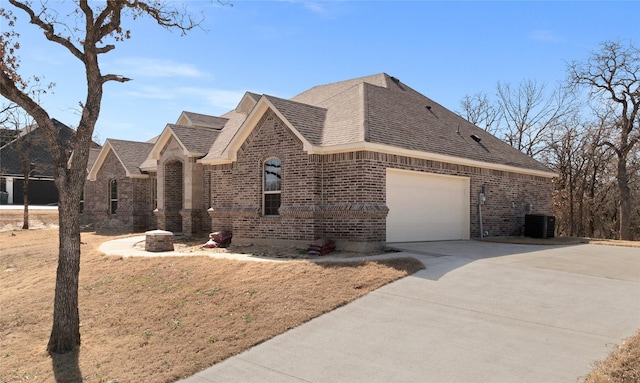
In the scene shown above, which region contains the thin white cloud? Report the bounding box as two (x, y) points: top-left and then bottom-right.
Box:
(124, 84), (242, 107)
(124, 85), (175, 100)
(529, 29), (564, 43)
(109, 57), (210, 78)
(303, 2), (329, 15)
(277, 0), (336, 16)
(178, 87), (245, 110)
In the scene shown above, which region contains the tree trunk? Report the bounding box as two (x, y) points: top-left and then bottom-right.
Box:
(617, 158), (631, 240)
(47, 182), (82, 353)
(568, 166), (574, 236)
(22, 174), (29, 230)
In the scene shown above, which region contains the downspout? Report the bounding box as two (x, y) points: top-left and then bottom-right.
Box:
(478, 197), (484, 240)
(478, 185), (487, 240)
(320, 156), (325, 239)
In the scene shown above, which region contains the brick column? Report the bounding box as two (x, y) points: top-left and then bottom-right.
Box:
(180, 209), (202, 237)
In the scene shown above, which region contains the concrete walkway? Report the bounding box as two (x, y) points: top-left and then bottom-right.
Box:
(176, 240), (640, 383)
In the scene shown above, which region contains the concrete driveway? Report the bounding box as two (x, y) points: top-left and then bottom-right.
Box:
(179, 241), (640, 383)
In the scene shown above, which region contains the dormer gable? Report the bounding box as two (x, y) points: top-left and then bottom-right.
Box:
(176, 111), (228, 130)
(87, 139), (153, 181)
(235, 92), (260, 115)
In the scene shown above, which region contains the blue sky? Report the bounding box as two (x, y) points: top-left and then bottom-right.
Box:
(7, 0), (640, 143)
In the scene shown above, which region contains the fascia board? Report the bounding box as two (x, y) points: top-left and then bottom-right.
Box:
(87, 140), (144, 180)
(235, 92), (258, 114)
(196, 157), (233, 165)
(87, 141), (114, 181)
(213, 98), (313, 164)
(139, 158), (158, 172)
(265, 99), (315, 152)
(175, 111), (191, 126)
(110, 147), (134, 178)
(148, 125), (192, 159)
(308, 142), (558, 178)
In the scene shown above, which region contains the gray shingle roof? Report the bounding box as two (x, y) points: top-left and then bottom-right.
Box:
(204, 110), (248, 159)
(197, 73), (552, 174)
(168, 125), (220, 155)
(86, 148), (102, 172)
(181, 112), (228, 129)
(0, 119), (79, 178)
(362, 78), (551, 172)
(290, 73), (550, 173)
(263, 95), (327, 145)
(292, 73), (388, 105)
(107, 139), (154, 176)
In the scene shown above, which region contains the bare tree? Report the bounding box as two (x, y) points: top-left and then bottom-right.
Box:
(7, 111), (36, 229)
(457, 92), (501, 135)
(547, 110), (618, 239)
(1, 80), (53, 229)
(0, 0), (201, 353)
(568, 40), (640, 240)
(458, 80), (577, 160)
(497, 79), (576, 158)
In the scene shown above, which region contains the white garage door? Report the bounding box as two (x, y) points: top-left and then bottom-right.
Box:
(386, 169), (470, 242)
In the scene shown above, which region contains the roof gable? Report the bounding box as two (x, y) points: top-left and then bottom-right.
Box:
(169, 125), (220, 155)
(141, 124), (221, 171)
(199, 96), (319, 165)
(87, 139), (154, 181)
(177, 111), (228, 129)
(291, 73), (389, 105)
(86, 148), (102, 172)
(262, 95), (327, 145)
(235, 92), (260, 114)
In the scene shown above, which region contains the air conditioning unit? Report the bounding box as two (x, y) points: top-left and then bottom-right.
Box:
(524, 214), (555, 239)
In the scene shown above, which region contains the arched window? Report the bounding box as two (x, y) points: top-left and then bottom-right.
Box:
(263, 157), (281, 216)
(109, 179), (118, 214)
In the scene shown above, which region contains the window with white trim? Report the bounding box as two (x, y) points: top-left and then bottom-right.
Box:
(109, 179), (118, 214)
(151, 175), (157, 210)
(263, 157), (281, 216)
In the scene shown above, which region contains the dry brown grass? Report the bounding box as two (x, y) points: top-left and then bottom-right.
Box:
(3, 210), (638, 382)
(584, 329), (640, 383)
(0, 209), (59, 232)
(0, 226), (424, 383)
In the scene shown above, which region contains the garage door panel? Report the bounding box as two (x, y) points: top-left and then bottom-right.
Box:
(386, 169), (470, 242)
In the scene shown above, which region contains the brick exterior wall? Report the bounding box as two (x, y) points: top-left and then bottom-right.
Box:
(81, 150), (153, 231)
(206, 110), (553, 250)
(208, 110), (324, 243)
(161, 159), (183, 233)
(83, 108), (552, 250)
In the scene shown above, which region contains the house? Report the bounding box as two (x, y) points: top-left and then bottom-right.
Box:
(0, 119), (91, 205)
(83, 73), (555, 250)
(82, 139), (155, 230)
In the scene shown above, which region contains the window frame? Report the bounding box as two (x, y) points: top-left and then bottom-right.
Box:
(151, 175), (158, 210)
(262, 157), (282, 216)
(109, 179), (118, 214)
